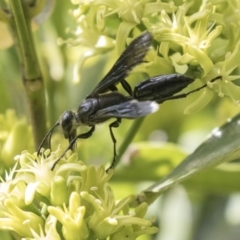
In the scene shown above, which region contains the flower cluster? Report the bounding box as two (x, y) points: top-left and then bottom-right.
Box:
(70, 0), (240, 113)
(0, 149), (158, 239)
(0, 0), (55, 49)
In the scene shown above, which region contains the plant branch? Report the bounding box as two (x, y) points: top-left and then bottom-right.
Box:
(9, 0), (47, 148)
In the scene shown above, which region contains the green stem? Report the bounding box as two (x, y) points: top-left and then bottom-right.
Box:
(9, 0), (47, 148)
(115, 117), (145, 168)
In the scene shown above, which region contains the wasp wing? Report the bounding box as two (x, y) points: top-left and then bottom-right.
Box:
(91, 100), (159, 120)
(88, 32), (153, 97)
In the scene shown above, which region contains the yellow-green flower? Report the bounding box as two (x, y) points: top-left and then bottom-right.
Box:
(69, 0), (240, 113)
(0, 0), (55, 49)
(0, 150), (158, 239)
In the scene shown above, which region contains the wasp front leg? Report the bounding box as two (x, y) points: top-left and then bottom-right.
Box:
(51, 126), (96, 170)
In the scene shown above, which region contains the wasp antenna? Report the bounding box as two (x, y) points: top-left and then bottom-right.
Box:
(37, 122), (60, 156)
(210, 75), (222, 83)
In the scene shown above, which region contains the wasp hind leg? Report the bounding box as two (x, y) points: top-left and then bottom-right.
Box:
(121, 79), (132, 96)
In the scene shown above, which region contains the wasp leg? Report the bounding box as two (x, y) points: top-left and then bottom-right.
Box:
(106, 118), (121, 173)
(109, 84), (118, 92)
(121, 79), (132, 96)
(108, 78), (132, 96)
(51, 126), (95, 170)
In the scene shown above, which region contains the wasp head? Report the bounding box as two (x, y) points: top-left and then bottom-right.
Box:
(59, 111), (79, 143)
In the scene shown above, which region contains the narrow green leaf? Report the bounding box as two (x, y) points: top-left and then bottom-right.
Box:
(183, 166), (240, 194)
(136, 112), (240, 205)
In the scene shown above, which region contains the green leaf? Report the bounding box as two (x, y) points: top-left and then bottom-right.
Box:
(183, 165), (240, 194)
(136, 112), (240, 205)
(112, 142), (187, 182)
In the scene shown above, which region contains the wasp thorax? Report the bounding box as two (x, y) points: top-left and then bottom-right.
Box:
(60, 111), (78, 139)
(77, 98), (98, 124)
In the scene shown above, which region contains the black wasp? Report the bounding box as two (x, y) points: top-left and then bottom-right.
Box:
(38, 32), (158, 170)
(38, 31), (220, 171)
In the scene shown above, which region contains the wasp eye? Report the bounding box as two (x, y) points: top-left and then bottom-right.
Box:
(60, 111), (76, 139)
